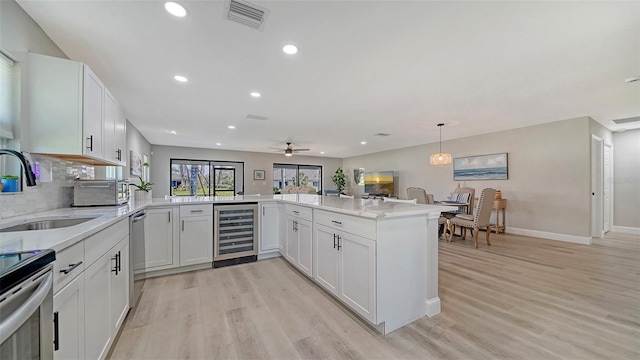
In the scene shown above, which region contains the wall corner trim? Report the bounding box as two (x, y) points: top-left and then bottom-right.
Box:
(611, 226), (640, 235)
(507, 227), (592, 245)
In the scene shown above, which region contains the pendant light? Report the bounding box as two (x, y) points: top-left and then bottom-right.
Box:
(429, 123), (452, 166)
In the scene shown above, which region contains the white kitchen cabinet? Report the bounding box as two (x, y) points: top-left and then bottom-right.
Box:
(53, 273), (85, 360)
(179, 205), (213, 266)
(313, 212), (376, 323)
(338, 231), (376, 322)
(278, 204), (286, 254)
(259, 202), (279, 253)
(313, 224), (339, 296)
(110, 239), (130, 334)
(296, 219), (312, 276)
(84, 248), (112, 360)
(114, 105), (127, 166)
(26, 53), (125, 165)
(284, 204), (313, 277)
(285, 217), (298, 265)
(84, 220), (130, 360)
(135, 207), (176, 271)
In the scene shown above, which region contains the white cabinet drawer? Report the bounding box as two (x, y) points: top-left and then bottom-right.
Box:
(314, 210), (376, 240)
(53, 241), (85, 294)
(285, 204), (312, 222)
(180, 204), (213, 217)
(85, 219), (129, 267)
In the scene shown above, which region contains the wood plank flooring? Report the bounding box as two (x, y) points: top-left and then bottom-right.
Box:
(108, 232), (640, 359)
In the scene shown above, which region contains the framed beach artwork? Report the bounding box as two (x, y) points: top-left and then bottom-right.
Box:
(453, 153), (508, 180)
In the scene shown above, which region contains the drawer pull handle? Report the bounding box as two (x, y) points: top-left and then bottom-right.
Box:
(59, 261), (83, 275)
(331, 220), (342, 225)
(292, 210), (299, 214)
(190, 210), (204, 213)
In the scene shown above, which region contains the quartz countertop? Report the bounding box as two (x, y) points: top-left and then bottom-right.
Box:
(0, 195), (454, 254)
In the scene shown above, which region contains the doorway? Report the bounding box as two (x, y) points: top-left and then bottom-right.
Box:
(591, 136), (613, 238)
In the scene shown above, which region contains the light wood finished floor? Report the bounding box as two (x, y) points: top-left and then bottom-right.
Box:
(108, 232), (640, 359)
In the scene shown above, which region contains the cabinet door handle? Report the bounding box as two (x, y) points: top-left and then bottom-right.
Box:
(331, 220), (342, 225)
(292, 210), (299, 214)
(263, 207), (265, 216)
(53, 311), (59, 351)
(337, 235), (342, 251)
(111, 254), (119, 275)
(190, 210), (204, 213)
(182, 220), (185, 231)
(117, 251), (122, 272)
(59, 261), (83, 275)
(86, 135), (93, 151)
(333, 234), (337, 249)
(168, 211), (171, 223)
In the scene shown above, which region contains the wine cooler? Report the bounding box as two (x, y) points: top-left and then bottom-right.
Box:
(213, 203), (258, 267)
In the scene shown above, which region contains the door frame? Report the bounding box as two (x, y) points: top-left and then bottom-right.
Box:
(591, 135), (604, 238)
(603, 142), (613, 233)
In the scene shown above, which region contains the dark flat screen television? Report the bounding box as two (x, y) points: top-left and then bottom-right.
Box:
(364, 171), (394, 196)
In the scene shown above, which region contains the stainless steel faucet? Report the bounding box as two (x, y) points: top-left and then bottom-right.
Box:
(0, 149), (37, 187)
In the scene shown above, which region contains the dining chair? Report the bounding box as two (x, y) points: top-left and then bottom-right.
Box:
(406, 187), (434, 204)
(339, 194), (354, 199)
(451, 187), (476, 215)
(382, 198), (417, 204)
(446, 188), (497, 248)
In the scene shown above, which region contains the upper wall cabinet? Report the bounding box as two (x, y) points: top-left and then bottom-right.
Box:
(26, 53), (126, 166)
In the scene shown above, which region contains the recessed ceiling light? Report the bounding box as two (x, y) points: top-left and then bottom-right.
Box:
(360, 141), (367, 145)
(625, 76), (640, 83)
(250, 92), (261, 98)
(283, 45), (298, 55)
(174, 75), (188, 82)
(216, 142), (222, 146)
(169, 130), (177, 134)
(228, 125), (236, 129)
(320, 151), (325, 154)
(165, 2), (188, 17)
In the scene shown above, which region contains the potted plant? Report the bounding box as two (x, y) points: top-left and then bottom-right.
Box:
(130, 175), (153, 201)
(331, 167), (346, 194)
(1, 175), (20, 193)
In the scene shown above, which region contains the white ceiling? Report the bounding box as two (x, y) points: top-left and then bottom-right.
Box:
(16, 0), (640, 158)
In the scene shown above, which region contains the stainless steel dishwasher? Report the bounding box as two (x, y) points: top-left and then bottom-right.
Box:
(129, 210), (146, 307)
(213, 203), (258, 268)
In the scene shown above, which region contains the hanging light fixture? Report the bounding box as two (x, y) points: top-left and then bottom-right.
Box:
(430, 123), (452, 166)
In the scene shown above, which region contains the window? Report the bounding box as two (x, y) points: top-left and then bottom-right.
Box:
(0, 50), (14, 141)
(273, 164), (322, 194)
(170, 159), (244, 196)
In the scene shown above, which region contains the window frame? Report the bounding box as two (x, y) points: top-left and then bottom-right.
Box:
(273, 163), (322, 194)
(170, 158), (244, 196)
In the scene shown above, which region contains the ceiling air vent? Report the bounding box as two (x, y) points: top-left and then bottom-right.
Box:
(611, 116), (640, 125)
(246, 114), (268, 121)
(224, 0), (270, 31)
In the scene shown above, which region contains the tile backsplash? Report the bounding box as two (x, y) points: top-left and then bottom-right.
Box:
(0, 154), (95, 219)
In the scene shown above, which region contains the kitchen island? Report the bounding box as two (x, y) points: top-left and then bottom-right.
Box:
(0, 194), (452, 335)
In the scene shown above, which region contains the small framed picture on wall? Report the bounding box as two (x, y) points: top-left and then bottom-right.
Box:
(254, 170), (265, 180)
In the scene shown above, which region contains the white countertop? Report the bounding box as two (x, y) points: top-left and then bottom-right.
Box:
(0, 195), (454, 254)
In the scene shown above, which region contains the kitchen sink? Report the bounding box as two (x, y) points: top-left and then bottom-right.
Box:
(0, 217), (99, 232)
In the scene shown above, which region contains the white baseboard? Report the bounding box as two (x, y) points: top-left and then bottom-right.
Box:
(611, 226), (640, 235)
(425, 297), (441, 317)
(257, 251), (281, 260)
(507, 227), (592, 245)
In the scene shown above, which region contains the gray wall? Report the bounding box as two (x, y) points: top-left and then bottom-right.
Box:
(613, 129), (640, 228)
(150, 145), (343, 198)
(123, 120), (151, 182)
(343, 117), (595, 238)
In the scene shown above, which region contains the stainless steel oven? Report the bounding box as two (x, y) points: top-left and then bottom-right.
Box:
(0, 249), (55, 360)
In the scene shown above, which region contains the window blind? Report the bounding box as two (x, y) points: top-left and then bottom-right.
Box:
(0, 51), (15, 139)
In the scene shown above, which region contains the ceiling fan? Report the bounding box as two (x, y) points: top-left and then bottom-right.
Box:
(269, 142), (310, 157)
